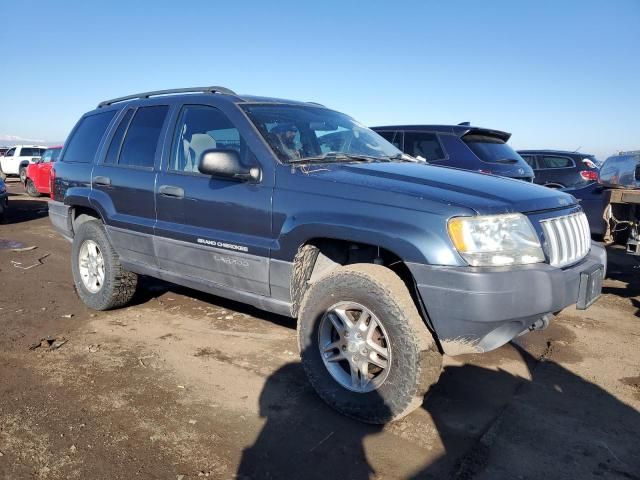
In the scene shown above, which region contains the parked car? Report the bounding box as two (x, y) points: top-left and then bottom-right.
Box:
(23, 146), (62, 197)
(562, 182), (607, 236)
(0, 145), (47, 181)
(49, 86), (606, 424)
(0, 176), (8, 221)
(517, 150), (600, 189)
(371, 124), (534, 181)
(596, 151), (640, 250)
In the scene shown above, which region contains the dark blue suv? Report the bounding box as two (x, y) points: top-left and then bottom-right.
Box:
(49, 87), (605, 423)
(372, 124), (534, 182)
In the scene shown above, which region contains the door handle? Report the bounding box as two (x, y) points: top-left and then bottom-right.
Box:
(93, 176), (111, 186)
(159, 185), (184, 199)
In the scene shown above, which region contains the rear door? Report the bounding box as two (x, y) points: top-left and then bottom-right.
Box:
(538, 155), (575, 188)
(92, 104), (170, 267)
(154, 103), (272, 295)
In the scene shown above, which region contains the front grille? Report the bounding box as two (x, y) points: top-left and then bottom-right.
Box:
(540, 212), (591, 267)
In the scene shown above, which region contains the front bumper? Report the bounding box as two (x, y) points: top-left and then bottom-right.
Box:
(409, 243), (607, 355)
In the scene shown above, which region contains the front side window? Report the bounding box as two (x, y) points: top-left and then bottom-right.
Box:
(62, 110), (117, 163)
(241, 104), (403, 163)
(404, 132), (445, 162)
(41, 150), (53, 163)
(50, 148), (61, 162)
(4, 148), (15, 157)
(118, 106), (168, 168)
(171, 105), (247, 174)
(541, 155), (574, 169)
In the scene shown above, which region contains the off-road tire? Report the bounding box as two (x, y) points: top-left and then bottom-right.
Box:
(25, 179), (40, 197)
(297, 263), (442, 424)
(71, 220), (138, 310)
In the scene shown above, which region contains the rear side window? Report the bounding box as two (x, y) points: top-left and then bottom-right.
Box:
(404, 132), (445, 161)
(62, 111), (117, 163)
(541, 155), (574, 169)
(118, 106), (168, 168)
(104, 109), (134, 164)
(20, 147), (45, 156)
(521, 155), (537, 168)
(377, 130), (403, 150)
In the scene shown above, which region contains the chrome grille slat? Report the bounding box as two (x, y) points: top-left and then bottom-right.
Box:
(541, 212), (591, 268)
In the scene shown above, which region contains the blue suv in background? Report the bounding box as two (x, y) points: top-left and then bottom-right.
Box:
(372, 124), (534, 182)
(48, 87), (605, 423)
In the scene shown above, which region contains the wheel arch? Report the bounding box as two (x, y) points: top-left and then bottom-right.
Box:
(289, 237), (436, 336)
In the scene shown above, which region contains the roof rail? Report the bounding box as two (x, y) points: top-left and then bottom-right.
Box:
(97, 86), (237, 108)
(307, 101), (325, 107)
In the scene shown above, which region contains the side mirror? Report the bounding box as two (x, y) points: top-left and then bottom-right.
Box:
(198, 149), (260, 182)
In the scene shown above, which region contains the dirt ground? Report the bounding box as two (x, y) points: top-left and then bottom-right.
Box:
(0, 178), (639, 480)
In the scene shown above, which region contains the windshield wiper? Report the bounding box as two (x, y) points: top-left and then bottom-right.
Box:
(289, 152), (386, 164)
(385, 153), (424, 163)
(492, 158), (519, 164)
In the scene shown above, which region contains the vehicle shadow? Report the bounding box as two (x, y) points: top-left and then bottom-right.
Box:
(131, 276), (297, 330)
(236, 344), (640, 479)
(0, 198), (50, 225)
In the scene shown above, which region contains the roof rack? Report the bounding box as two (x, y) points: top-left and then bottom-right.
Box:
(97, 86), (237, 108)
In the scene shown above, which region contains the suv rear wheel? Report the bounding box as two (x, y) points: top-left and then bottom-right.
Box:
(297, 263), (442, 423)
(71, 219), (138, 310)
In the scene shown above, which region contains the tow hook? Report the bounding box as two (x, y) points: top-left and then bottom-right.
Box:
(529, 314), (552, 332)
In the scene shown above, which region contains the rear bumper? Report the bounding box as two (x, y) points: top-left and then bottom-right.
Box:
(48, 200), (73, 241)
(409, 243), (607, 355)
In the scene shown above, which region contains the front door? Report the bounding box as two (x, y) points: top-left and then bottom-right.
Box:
(154, 104), (272, 296)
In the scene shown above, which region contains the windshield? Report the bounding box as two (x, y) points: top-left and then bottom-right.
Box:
(241, 104), (403, 163)
(463, 135), (527, 165)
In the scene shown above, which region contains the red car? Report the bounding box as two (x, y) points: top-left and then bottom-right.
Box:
(24, 146), (62, 197)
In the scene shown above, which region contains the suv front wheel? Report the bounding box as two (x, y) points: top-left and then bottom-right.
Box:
(297, 263), (442, 423)
(71, 220), (138, 310)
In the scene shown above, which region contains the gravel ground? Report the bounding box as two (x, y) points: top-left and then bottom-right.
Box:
(1, 179), (638, 480)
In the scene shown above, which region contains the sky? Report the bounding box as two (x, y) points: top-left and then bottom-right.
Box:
(0, 0), (638, 159)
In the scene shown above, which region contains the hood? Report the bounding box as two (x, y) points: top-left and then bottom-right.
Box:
(298, 162), (577, 215)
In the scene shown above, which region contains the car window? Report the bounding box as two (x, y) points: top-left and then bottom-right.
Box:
(242, 104), (401, 163)
(463, 134), (526, 165)
(51, 148), (61, 162)
(404, 132), (445, 161)
(376, 131), (403, 150)
(41, 150), (53, 163)
(62, 110), (117, 163)
(521, 155), (537, 168)
(4, 148), (15, 157)
(104, 109), (134, 164)
(170, 104), (248, 174)
(541, 155), (574, 169)
(118, 106), (168, 168)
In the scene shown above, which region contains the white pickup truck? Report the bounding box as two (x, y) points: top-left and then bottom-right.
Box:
(0, 145), (47, 180)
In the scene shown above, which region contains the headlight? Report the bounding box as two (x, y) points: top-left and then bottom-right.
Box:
(448, 213), (544, 266)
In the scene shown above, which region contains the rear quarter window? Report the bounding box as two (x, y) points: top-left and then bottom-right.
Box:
(62, 110), (117, 163)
